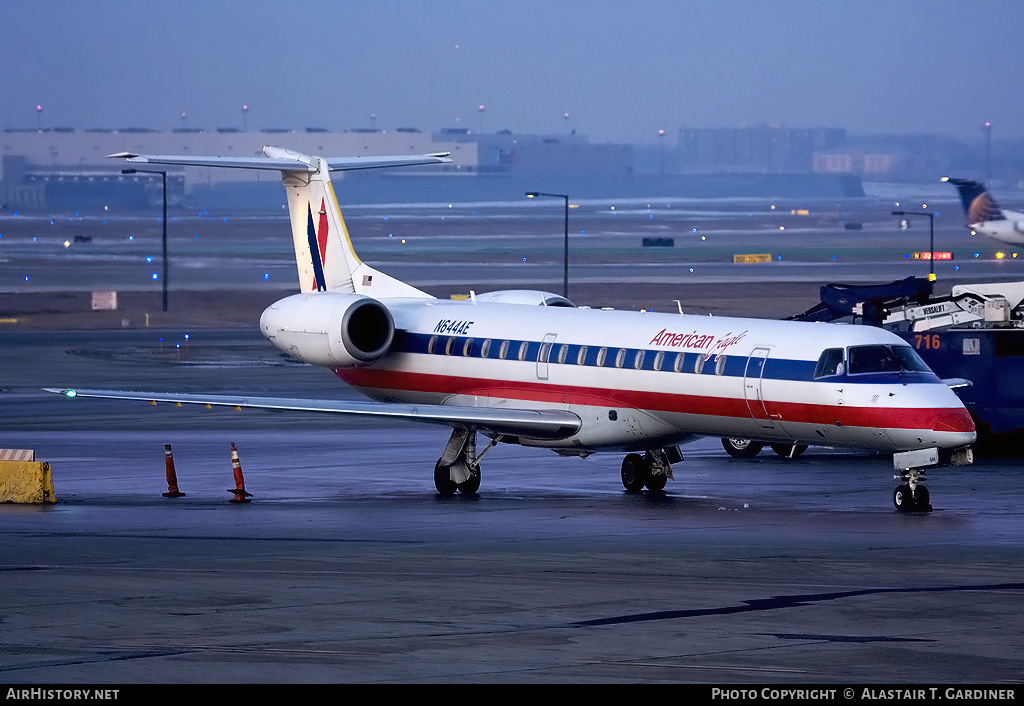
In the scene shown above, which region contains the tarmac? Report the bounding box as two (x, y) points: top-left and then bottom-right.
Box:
(2, 199), (1024, 685)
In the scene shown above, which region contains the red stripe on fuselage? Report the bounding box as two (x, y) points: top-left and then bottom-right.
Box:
(335, 367), (974, 434)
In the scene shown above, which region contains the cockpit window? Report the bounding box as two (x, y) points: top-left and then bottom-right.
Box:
(814, 348), (845, 378)
(848, 344), (930, 375)
(848, 345), (900, 374)
(891, 346), (931, 372)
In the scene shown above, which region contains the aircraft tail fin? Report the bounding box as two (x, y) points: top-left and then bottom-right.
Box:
(111, 147), (451, 299)
(271, 147), (430, 297)
(943, 177), (1007, 224)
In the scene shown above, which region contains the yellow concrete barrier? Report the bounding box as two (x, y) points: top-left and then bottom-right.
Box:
(733, 253), (773, 263)
(0, 461), (56, 503)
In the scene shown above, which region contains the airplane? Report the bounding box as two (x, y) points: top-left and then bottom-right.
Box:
(943, 176), (1024, 245)
(48, 146), (976, 512)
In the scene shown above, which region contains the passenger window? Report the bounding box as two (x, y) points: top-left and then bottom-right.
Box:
(597, 347), (608, 366)
(428, 335), (438, 354)
(615, 349), (626, 368)
(499, 340), (510, 360)
(673, 352), (685, 373)
(481, 339), (491, 358)
(539, 341), (552, 364)
(445, 337), (455, 355)
(577, 345), (589, 366)
(463, 338), (473, 357)
(557, 344), (568, 364)
(653, 351), (664, 371)
(518, 342), (529, 361)
(813, 348), (845, 378)
(715, 354), (727, 375)
(634, 351), (645, 370)
(694, 353), (706, 374)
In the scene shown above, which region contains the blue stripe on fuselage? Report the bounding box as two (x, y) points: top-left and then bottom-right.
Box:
(389, 331), (941, 384)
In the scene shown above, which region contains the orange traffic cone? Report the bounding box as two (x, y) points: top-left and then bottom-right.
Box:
(162, 444), (185, 497)
(228, 442), (253, 503)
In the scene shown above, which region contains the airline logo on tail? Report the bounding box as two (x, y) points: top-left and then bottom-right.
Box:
(306, 199), (330, 291)
(944, 177), (1006, 224)
(968, 191), (1005, 224)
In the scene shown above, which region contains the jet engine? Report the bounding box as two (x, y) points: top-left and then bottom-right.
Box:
(260, 292), (394, 368)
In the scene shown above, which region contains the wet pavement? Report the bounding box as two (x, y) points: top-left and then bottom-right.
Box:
(1, 329), (1023, 683)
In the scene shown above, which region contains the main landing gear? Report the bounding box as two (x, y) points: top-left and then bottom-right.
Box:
(433, 428), (499, 496)
(620, 448), (678, 493)
(721, 438), (808, 459)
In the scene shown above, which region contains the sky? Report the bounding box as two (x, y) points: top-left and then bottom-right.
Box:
(3, 0), (1023, 143)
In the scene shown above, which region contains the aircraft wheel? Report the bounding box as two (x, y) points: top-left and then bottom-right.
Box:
(912, 484), (931, 512)
(894, 483), (932, 512)
(893, 484), (913, 512)
(645, 473), (668, 492)
(434, 460), (458, 497)
(620, 453), (649, 493)
(458, 467), (481, 495)
(770, 443), (808, 459)
(721, 438), (763, 458)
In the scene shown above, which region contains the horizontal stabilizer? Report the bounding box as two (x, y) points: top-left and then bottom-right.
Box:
(44, 388), (581, 440)
(109, 149), (451, 172)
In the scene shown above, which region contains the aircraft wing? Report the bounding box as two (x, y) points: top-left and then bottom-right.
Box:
(109, 151), (452, 172)
(43, 388), (581, 440)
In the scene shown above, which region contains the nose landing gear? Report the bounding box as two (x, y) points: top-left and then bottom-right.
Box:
(893, 470), (931, 512)
(892, 449), (935, 513)
(891, 446), (972, 513)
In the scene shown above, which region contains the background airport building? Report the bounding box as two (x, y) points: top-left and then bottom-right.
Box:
(1, 123), (1017, 212)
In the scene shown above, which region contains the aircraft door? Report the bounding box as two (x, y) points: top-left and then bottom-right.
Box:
(744, 347), (776, 429)
(537, 334), (557, 380)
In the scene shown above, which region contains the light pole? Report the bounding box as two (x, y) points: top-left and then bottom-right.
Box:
(123, 168), (169, 311)
(893, 210), (935, 281)
(526, 191), (570, 299)
(983, 121), (992, 186)
(658, 129), (665, 176)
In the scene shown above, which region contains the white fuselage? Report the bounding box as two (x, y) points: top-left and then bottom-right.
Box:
(330, 299), (976, 454)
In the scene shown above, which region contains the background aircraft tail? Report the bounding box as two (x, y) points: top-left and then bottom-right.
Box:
(944, 177), (1007, 224)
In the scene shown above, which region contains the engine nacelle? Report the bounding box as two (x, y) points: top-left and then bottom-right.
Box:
(1015, 219), (1024, 234)
(260, 292), (394, 367)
